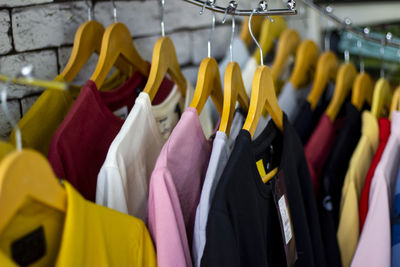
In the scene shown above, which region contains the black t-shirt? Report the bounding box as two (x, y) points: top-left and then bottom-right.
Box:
(201, 114), (326, 267)
(293, 83), (334, 144)
(318, 102), (362, 267)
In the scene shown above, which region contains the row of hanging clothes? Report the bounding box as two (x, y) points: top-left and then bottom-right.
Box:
(1, 0), (400, 266)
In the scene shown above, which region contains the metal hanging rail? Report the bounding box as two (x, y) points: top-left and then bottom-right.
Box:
(300, 0), (400, 49)
(183, 0), (297, 16)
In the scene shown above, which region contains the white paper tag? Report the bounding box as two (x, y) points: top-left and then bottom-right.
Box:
(113, 106), (128, 120)
(278, 195), (292, 245)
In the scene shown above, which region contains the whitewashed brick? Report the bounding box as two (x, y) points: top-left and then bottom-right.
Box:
(21, 94), (40, 115)
(58, 46), (99, 86)
(94, 0), (216, 37)
(0, 10), (12, 55)
(0, 0), (53, 8)
(0, 100), (21, 139)
(12, 2), (87, 51)
(191, 25), (231, 65)
(135, 31), (191, 66)
(94, 1), (161, 37)
(182, 65), (200, 87)
(0, 50), (58, 98)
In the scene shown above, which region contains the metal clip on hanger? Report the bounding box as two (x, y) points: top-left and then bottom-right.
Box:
(219, 4), (250, 137)
(190, 0), (224, 115)
(143, 0), (187, 100)
(352, 27), (373, 111)
(390, 49), (400, 119)
(243, 1), (283, 138)
(0, 66), (68, 237)
(371, 32), (392, 119)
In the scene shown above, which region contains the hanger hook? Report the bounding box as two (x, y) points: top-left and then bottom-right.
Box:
(1, 65), (33, 151)
(222, 0), (237, 24)
(249, 1), (268, 66)
(111, 0), (117, 23)
(160, 0), (166, 37)
(357, 39), (364, 73)
(208, 0), (217, 58)
(229, 14), (236, 62)
(343, 18), (352, 63)
(85, 0), (94, 21)
(323, 5), (333, 51)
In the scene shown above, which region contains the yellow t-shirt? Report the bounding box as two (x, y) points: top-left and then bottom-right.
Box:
(9, 71), (127, 156)
(337, 111), (379, 267)
(0, 181), (156, 267)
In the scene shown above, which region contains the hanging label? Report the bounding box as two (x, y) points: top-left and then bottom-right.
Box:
(278, 195), (292, 245)
(113, 106), (128, 120)
(11, 226), (46, 266)
(272, 170), (297, 267)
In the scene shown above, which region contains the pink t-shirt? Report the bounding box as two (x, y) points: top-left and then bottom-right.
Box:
(351, 112), (400, 267)
(147, 107), (213, 267)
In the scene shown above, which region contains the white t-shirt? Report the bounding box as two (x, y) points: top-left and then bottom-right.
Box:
(252, 82), (312, 138)
(96, 82), (213, 221)
(192, 110), (245, 267)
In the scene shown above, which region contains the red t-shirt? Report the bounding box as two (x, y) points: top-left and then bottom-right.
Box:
(359, 118), (391, 231)
(48, 72), (173, 201)
(304, 114), (343, 194)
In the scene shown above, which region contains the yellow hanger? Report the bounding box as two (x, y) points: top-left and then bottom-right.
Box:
(189, 57), (223, 115)
(219, 62), (250, 137)
(90, 22), (150, 88)
(270, 29), (301, 81)
(288, 40), (319, 89)
(243, 65), (283, 138)
(61, 20), (130, 83)
(0, 149), (67, 235)
(325, 63), (357, 122)
(307, 51), (339, 110)
(371, 78), (392, 119)
(143, 37), (187, 101)
(252, 16), (286, 65)
(390, 86), (400, 120)
(351, 73), (374, 111)
(240, 16), (264, 48)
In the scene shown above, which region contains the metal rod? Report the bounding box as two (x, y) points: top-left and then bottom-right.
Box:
(300, 0), (400, 49)
(183, 0), (297, 16)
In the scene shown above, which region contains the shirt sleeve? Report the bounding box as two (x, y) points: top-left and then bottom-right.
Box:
(147, 167), (193, 267)
(200, 209), (240, 267)
(337, 179), (360, 267)
(351, 176), (391, 267)
(96, 165), (129, 214)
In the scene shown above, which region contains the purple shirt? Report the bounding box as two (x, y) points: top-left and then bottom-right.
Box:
(147, 107), (213, 267)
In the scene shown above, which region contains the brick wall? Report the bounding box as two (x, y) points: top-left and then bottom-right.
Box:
(0, 0), (311, 139)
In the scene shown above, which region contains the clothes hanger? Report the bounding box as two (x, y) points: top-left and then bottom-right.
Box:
(90, 0), (150, 88)
(243, 7), (283, 138)
(351, 40), (373, 111)
(270, 28), (300, 81)
(219, 12), (249, 137)
(288, 40), (319, 89)
(190, 6), (224, 116)
(371, 36), (392, 119)
(371, 78), (391, 119)
(390, 86), (400, 120)
(143, 0), (186, 101)
(61, 0), (130, 83)
(0, 74), (67, 235)
(325, 62), (357, 122)
(389, 49), (400, 120)
(306, 28), (339, 110)
(240, 16), (263, 49)
(252, 15), (286, 65)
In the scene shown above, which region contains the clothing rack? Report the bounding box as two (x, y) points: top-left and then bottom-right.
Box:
(301, 0), (400, 49)
(182, 0), (297, 16)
